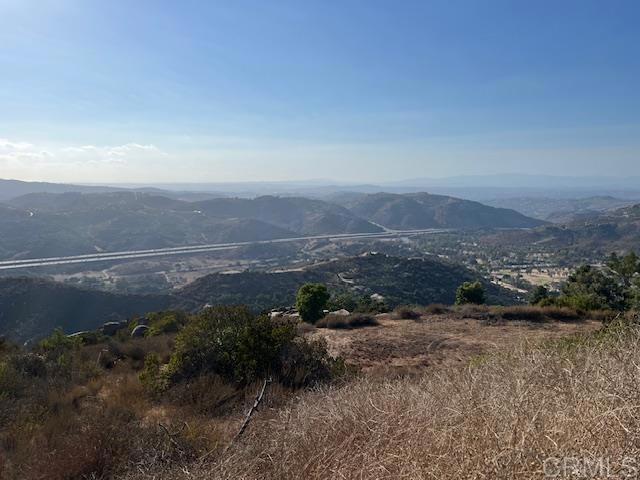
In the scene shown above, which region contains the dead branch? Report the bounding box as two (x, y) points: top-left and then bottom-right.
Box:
(233, 377), (271, 441)
(199, 377), (272, 464)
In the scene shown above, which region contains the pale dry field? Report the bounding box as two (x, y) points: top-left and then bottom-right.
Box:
(312, 314), (601, 373)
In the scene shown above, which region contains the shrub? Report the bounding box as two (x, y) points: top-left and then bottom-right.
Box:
(560, 265), (626, 310)
(542, 306), (582, 321)
(392, 306), (422, 320)
(327, 292), (358, 312)
(279, 337), (349, 388)
(146, 311), (187, 336)
(166, 306), (296, 385)
(529, 285), (550, 305)
(139, 353), (165, 396)
(499, 306), (546, 322)
(355, 296), (390, 314)
(37, 328), (82, 374)
(542, 292), (614, 312)
(296, 284), (330, 324)
(0, 361), (22, 399)
(38, 328), (81, 359)
(316, 314), (378, 329)
(424, 304), (450, 315)
(8, 353), (47, 378)
(163, 374), (238, 415)
(454, 304), (493, 319)
(455, 281), (486, 305)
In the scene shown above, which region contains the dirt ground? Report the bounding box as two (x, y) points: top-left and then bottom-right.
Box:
(312, 315), (602, 374)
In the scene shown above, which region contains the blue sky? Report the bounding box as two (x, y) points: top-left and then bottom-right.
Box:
(1, 0), (639, 183)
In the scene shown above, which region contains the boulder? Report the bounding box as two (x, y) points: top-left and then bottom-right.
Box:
(370, 293), (385, 303)
(101, 321), (123, 336)
(131, 325), (149, 338)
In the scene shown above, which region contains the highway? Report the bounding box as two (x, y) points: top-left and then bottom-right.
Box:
(0, 228), (448, 270)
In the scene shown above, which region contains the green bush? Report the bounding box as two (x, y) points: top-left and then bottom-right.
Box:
(166, 306), (296, 384)
(529, 285), (550, 305)
(0, 361), (21, 399)
(327, 292), (358, 312)
(146, 311), (187, 336)
(546, 265), (627, 311)
(455, 281), (486, 305)
(161, 305), (344, 390)
(327, 293), (389, 315)
(139, 353), (165, 396)
(278, 337), (348, 387)
(296, 284), (330, 324)
(37, 328), (81, 372)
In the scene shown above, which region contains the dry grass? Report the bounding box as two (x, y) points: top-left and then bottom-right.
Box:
(310, 314), (600, 373)
(316, 313), (379, 329)
(392, 304), (600, 323)
(423, 303), (451, 315)
(450, 304), (606, 323)
(136, 321), (640, 479)
(391, 305), (422, 320)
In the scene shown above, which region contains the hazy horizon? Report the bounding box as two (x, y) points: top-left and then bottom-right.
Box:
(1, 1), (639, 183)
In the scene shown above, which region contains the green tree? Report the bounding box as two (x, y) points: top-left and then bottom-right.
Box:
(529, 285), (550, 305)
(562, 265), (625, 310)
(455, 281), (485, 305)
(607, 251), (640, 287)
(296, 283), (330, 324)
(327, 292), (358, 312)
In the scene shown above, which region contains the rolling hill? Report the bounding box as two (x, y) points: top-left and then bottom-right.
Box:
(481, 203), (640, 260)
(337, 192), (545, 230)
(0, 178), (123, 202)
(0, 277), (171, 344)
(176, 253), (517, 312)
(0, 192), (382, 259)
(482, 196), (637, 222)
(0, 178), (227, 203)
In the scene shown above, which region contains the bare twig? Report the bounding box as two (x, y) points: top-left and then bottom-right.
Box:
(158, 422), (188, 453)
(199, 377), (272, 464)
(233, 377), (272, 441)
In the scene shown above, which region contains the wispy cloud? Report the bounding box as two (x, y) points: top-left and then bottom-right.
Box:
(0, 139), (166, 167)
(0, 139), (54, 166)
(61, 143), (166, 164)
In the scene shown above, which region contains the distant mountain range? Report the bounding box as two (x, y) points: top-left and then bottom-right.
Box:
(0, 253), (517, 343)
(483, 196), (638, 223)
(0, 188), (543, 260)
(384, 174), (640, 190)
(0, 178), (225, 203)
(5, 176), (640, 204)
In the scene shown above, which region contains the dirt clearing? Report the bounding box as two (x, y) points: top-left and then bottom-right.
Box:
(312, 314), (601, 373)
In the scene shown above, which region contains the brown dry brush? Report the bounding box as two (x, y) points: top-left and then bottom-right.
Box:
(130, 321), (640, 479)
(316, 313), (379, 329)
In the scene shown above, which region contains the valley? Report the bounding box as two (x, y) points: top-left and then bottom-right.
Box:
(2, 181), (639, 344)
